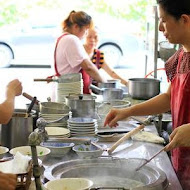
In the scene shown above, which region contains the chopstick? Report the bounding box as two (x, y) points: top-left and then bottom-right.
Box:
(135, 146), (166, 171)
(107, 125), (145, 154)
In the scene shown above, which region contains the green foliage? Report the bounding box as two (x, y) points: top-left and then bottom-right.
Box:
(0, 0), (155, 32)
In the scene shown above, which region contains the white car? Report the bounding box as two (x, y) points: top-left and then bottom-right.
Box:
(0, 22), (144, 68)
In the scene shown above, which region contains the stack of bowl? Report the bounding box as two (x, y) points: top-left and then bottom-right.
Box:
(56, 73), (83, 103)
(67, 117), (97, 137)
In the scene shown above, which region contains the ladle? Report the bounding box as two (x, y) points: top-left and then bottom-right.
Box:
(107, 125), (144, 154)
(135, 146), (166, 171)
(23, 92), (40, 105)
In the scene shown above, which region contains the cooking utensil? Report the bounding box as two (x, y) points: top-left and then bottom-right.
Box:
(135, 146), (166, 171)
(44, 157), (169, 190)
(34, 73), (82, 83)
(1, 109), (34, 149)
(107, 125), (144, 154)
(65, 94), (96, 117)
(159, 41), (177, 61)
(22, 92), (40, 105)
(25, 96), (37, 118)
(40, 102), (70, 114)
(90, 84), (124, 101)
(97, 79), (121, 89)
(128, 78), (160, 100)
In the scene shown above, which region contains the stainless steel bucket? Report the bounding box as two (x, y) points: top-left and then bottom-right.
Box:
(1, 109), (34, 149)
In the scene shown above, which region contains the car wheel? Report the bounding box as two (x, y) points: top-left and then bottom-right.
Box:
(0, 43), (14, 67)
(98, 42), (123, 68)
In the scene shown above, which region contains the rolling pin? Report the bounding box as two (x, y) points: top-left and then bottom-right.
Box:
(107, 125), (145, 154)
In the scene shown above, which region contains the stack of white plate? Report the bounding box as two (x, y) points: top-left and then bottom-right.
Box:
(57, 73), (83, 103)
(39, 112), (72, 128)
(67, 117), (97, 137)
(45, 127), (70, 138)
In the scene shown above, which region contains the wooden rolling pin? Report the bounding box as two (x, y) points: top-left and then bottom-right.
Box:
(107, 125), (145, 154)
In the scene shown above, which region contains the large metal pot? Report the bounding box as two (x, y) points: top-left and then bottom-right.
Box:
(1, 109), (34, 149)
(128, 78), (160, 100)
(65, 94), (96, 118)
(90, 84), (124, 101)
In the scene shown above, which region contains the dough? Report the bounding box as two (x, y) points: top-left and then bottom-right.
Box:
(132, 131), (165, 144)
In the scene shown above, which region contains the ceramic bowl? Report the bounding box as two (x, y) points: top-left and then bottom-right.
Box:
(45, 178), (93, 190)
(72, 144), (103, 159)
(10, 146), (50, 161)
(0, 146), (9, 159)
(40, 142), (74, 157)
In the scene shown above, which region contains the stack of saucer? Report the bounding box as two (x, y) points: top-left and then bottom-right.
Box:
(39, 112), (72, 128)
(67, 117), (97, 137)
(57, 73), (83, 102)
(45, 127), (70, 139)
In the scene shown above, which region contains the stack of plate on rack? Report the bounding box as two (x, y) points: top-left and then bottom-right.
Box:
(45, 127), (71, 139)
(67, 117), (97, 137)
(39, 112), (72, 128)
(57, 73), (83, 103)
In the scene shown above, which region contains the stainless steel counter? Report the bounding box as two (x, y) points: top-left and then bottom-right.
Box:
(42, 122), (182, 190)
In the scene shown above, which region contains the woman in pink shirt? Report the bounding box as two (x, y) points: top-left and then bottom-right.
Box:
(54, 11), (105, 93)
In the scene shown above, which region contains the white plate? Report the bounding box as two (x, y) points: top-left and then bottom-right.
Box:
(45, 127), (70, 136)
(68, 118), (97, 124)
(68, 122), (97, 127)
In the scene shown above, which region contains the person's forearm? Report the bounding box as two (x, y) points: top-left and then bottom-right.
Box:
(0, 94), (15, 124)
(110, 71), (128, 85)
(126, 93), (171, 117)
(81, 59), (106, 82)
(102, 62), (127, 85)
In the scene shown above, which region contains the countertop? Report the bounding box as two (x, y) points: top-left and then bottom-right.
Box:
(41, 121), (182, 190)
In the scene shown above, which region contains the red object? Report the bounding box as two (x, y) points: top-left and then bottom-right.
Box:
(80, 69), (91, 94)
(171, 50), (190, 190)
(145, 68), (165, 78)
(81, 49), (101, 94)
(53, 33), (69, 77)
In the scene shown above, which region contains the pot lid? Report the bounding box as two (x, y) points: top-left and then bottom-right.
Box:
(66, 94), (96, 100)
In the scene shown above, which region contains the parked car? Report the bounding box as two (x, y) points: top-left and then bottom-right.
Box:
(0, 22), (145, 68)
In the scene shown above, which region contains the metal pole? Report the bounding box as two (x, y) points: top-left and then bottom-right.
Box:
(153, 5), (159, 79)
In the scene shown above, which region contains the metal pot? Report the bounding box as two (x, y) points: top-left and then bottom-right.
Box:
(65, 94), (96, 118)
(44, 157), (168, 190)
(98, 79), (121, 89)
(159, 41), (177, 61)
(90, 84), (124, 101)
(128, 78), (160, 100)
(1, 109), (35, 149)
(40, 102), (70, 114)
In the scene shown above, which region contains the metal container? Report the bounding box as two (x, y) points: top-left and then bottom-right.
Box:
(40, 102), (70, 114)
(44, 157), (168, 190)
(1, 109), (34, 149)
(90, 84), (124, 101)
(98, 79), (121, 89)
(159, 41), (177, 61)
(65, 94), (96, 118)
(128, 78), (160, 100)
